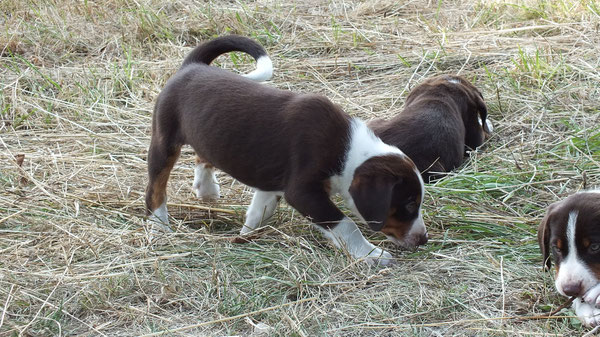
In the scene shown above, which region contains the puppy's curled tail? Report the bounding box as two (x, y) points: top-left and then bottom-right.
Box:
(182, 35), (273, 82)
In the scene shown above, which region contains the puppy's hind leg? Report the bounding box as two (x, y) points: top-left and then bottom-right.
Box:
(241, 190), (281, 235)
(146, 137), (181, 232)
(192, 155), (220, 201)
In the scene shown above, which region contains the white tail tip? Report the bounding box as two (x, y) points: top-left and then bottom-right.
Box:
(243, 56), (273, 82)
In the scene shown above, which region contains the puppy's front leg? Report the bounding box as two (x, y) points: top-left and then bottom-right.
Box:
(583, 283), (600, 309)
(574, 297), (600, 327)
(285, 183), (393, 265)
(317, 217), (393, 265)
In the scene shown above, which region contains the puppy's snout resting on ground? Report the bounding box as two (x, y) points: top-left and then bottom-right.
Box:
(538, 190), (600, 327)
(145, 35), (428, 265)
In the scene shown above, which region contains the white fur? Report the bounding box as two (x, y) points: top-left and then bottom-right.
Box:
(447, 78), (461, 84)
(556, 211), (598, 297)
(551, 193), (600, 327)
(330, 119), (426, 248)
(478, 116), (494, 133)
(412, 168), (427, 235)
(242, 56), (273, 82)
(574, 298), (600, 327)
(330, 119), (403, 201)
(235, 119), (422, 263)
(485, 119), (494, 133)
(193, 164), (220, 200)
(241, 190), (281, 235)
(316, 217), (393, 266)
(563, 195), (600, 326)
(148, 201), (172, 232)
(584, 283), (600, 309)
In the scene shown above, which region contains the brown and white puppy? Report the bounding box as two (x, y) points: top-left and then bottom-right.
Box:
(369, 75), (493, 182)
(145, 35), (428, 265)
(538, 191), (600, 327)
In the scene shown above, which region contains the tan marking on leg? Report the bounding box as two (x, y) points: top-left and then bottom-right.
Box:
(146, 146), (181, 213)
(195, 154), (214, 168)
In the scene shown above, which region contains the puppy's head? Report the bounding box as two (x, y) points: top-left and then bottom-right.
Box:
(538, 191), (600, 297)
(348, 154), (427, 249)
(406, 75), (492, 149)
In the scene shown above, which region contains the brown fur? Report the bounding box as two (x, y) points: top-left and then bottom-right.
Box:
(349, 154), (423, 238)
(538, 192), (600, 278)
(145, 145), (180, 211)
(146, 36), (426, 248)
(369, 75), (490, 182)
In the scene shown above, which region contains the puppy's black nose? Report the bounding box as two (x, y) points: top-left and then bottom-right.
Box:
(562, 282), (582, 297)
(417, 232), (428, 246)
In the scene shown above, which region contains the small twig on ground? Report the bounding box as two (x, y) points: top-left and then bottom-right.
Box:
(230, 234), (261, 243)
(138, 297), (317, 337)
(515, 296), (575, 322)
(548, 296), (576, 317)
(583, 325), (600, 337)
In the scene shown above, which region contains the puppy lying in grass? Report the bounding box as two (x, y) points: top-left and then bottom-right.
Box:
(369, 75), (493, 182)
(538, 190), (600, 327)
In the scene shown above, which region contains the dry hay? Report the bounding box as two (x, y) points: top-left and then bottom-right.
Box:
(1, 0), (600, 335)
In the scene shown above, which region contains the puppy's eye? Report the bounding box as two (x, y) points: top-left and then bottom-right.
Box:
(589, 243), (600, 254)
(405, 201), (418, 213)
(552, 245), (562, 254)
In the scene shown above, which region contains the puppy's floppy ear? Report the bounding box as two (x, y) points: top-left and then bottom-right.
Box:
(349, 175), (395, 231)
(538, 202), (558, 271)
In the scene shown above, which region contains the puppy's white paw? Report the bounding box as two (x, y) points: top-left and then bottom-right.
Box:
(584, 284), (600, 309)
(148, 220), (173, 233)
(363, 248), (394, 266)
(146, 216), (173, 238)
(193, 181), (220, 201)
(574, 298), (600, 327)
(316, 218), (394, 266)
(240, 223), (257, 236)
(147, 202), (171, 233)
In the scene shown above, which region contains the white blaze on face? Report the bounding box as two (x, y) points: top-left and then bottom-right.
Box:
(407, 213), (426, 237)
(555, 211), (598, 296)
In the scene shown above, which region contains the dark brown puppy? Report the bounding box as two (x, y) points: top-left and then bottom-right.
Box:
(538, 191), (600, 327)
(369, 75), (492, 182)
(145, 35), (428, 265)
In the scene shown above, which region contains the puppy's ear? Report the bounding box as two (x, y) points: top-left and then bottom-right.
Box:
(349, 175), (395, 231)
(538, 202), (557, 271)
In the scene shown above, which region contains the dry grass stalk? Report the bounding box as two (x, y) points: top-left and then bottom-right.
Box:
(1, 0), (600, 335)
